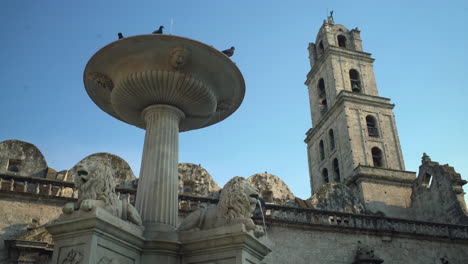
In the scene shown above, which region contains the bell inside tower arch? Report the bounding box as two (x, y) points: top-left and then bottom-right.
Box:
(349, 69), (362, 92)
(317, 78), (328, 113)
(337, 35), (347, 48)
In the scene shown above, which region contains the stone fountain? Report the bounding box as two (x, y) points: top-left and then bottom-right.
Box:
(83, 34), (245, 236)
(46, 34), (270, 264)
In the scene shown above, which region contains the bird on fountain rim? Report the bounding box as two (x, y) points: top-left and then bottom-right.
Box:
(222, 46), (235, 57)
(153, 25), (164, 34)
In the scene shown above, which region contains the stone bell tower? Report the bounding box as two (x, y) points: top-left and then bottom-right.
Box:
(304, 15), (415, 216)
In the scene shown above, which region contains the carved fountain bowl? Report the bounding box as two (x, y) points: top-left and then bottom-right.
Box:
(84, 34), (245, 132)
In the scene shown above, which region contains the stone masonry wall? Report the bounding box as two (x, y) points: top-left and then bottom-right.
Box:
(307, 58), (335, 125)
(259, 225), (468, 264)
(344, 101), (405, 172)
(357, 180), (413, 217)
(307, 107), (349, 195)
(330, 53), (378, 97)
(0, 195), (64, 263)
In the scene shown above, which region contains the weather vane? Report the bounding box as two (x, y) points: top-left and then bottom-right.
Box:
(328, 10), (335, 24)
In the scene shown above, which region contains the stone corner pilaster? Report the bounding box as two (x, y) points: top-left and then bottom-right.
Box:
(46, 207), (144, 264)
(179, 224), (271, 264)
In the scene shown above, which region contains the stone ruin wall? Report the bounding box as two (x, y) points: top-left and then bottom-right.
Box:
(411, 154), (468, 225)
(260, 225), (468, 264)
(247, 173), (295, 205)
(178, 163), (220, 197)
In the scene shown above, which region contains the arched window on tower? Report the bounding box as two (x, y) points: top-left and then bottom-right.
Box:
(366, 115), (379, 137)
(317, 78), (327, 113)
(337, 35), (347, 48)
(371, 147), (384, 168)
(319, 41), (324, 53)
(333, 158), (340, 182)
(328, 129), (335, 150)
(319, 140), (325, 160)
(322, 168), (329, 183)
(349, 69), (361, 92)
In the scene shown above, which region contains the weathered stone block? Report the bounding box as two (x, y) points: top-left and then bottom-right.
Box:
(47, 207), (144, 264)
(180, 224), (271, 264)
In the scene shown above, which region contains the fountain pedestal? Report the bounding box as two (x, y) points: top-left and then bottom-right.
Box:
(47, 208), (144, 264)
(180, 224), (271, 264)
(48, 212), (269, 264)
(136, 104), (185, 233)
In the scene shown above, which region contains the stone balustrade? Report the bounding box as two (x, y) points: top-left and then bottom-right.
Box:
(176, 195), (468, 240)
(178, 193), (219, 213)
(0, 173), (77, 199)
(262, 203), (468, 240)
(0, 174), (137, 203)
(2, 175), (467, 241)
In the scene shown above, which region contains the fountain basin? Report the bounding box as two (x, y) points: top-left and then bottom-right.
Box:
(84, 34), (245, 131)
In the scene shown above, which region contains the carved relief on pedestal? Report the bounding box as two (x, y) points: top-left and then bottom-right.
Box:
(98, 256), (126, 264)
(61, 249), (83, 264)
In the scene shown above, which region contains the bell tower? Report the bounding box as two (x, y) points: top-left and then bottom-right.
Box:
(304, 15), (415, 216)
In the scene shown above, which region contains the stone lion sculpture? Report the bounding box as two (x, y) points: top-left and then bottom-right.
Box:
(63, 157), (143, 227)
(178, 176), (264, 238)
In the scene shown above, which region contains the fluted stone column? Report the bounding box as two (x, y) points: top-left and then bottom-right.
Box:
(136, 104), (185, 234)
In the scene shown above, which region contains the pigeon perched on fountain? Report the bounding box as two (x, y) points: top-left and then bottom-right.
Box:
(222, 46), (235, 57)
(153, 26), (164, 34)
(118, 32), (124, 39)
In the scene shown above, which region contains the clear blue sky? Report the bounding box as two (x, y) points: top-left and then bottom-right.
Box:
(1, 1), (467, 200)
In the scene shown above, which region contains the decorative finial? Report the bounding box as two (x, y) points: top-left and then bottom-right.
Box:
(422, 152), (431, 163)
(327, 10), (335, 24)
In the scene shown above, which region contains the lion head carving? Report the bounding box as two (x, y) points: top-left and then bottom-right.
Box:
(217, 176), (259, 221)
(170, 47), (190, 69)
(178, 176), (264, 237)
(73, 158), (118, 209)
(63, 154), (143, 227)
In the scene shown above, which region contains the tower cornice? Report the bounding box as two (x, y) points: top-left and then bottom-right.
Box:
(346, 165), (416, 186)
(304, 90), (394, 143)
(305, 47), (374, 86)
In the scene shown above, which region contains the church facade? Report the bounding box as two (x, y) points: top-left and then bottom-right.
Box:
(1, 18), (468, 263)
